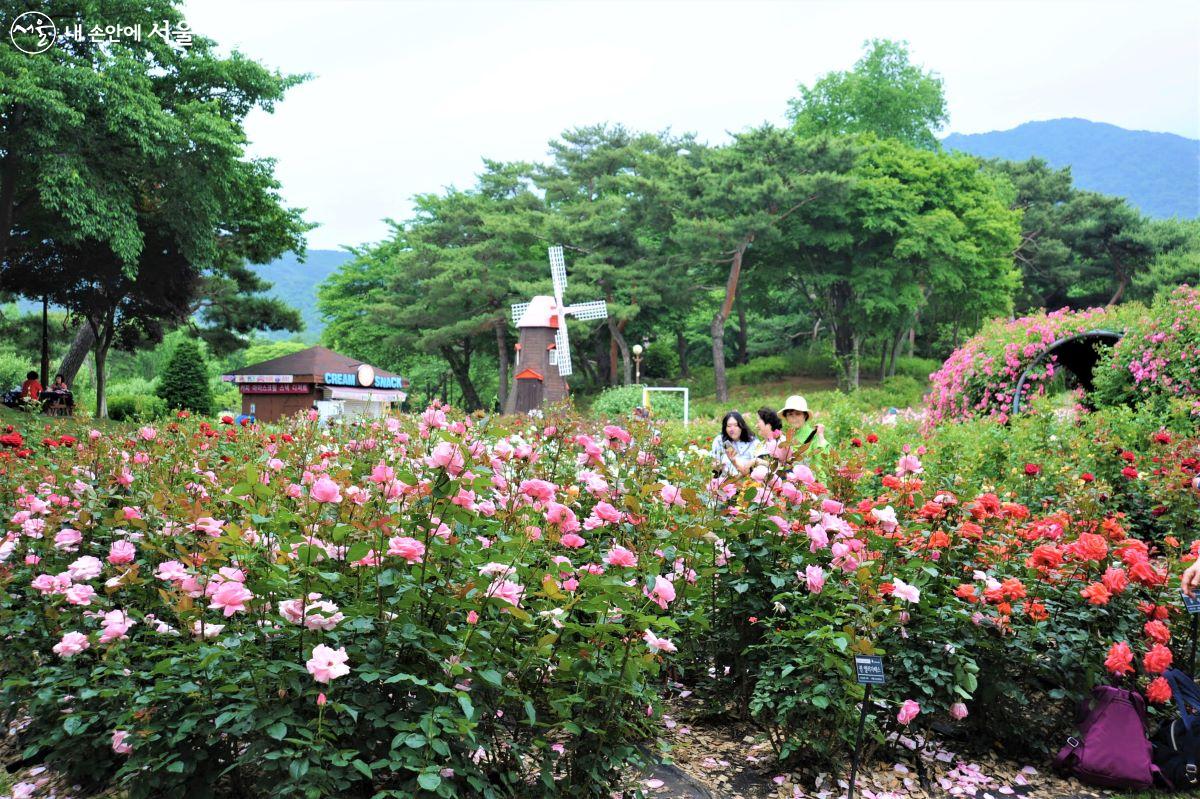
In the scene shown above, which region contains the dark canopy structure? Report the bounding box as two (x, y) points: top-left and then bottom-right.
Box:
(1011, 329), (1123, 414)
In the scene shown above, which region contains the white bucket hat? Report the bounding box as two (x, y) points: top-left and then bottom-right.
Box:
(780, 395), (810, 418)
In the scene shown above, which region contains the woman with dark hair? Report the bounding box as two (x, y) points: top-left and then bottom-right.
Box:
(711, 411), (756, 477)
(750, 406), (785, 465)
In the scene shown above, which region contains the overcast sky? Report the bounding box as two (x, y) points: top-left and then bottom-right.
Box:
(181, 0), (1200, 251)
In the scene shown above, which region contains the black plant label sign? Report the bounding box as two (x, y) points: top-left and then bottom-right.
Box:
(854, 655), (885, 685)
(1182, 592), (1200, 614)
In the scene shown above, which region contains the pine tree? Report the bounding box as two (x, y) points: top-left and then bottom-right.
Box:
(156, 340), (214, 415)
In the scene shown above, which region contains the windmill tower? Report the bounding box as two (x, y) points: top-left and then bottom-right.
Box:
(505, 246), (608, 414)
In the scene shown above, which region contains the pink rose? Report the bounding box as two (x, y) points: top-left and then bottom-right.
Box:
(643, 629), (677, 653)
(950, 702), (968, 720)
(209, 580), (254, 617)
(804, 565), (826, 594)
(112, 729), (133, 754)
(306, 644), (350, 684)
(387, 536), (425, 564)
(897, 699), (921, 725)
(107, 540), (136, 565)
(53, 631), (90, 658)
(603, 545), (638, 568)
(645, 575), (677, 609)
(560, 532), (586, 549)
(310, 477), (342, 504)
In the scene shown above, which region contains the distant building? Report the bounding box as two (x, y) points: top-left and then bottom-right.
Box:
(221, 346), (406, 423)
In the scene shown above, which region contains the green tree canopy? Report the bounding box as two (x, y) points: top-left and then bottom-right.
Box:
(787, 39), (948, 150)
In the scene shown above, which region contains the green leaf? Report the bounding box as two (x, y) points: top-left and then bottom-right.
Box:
(417, 772), (442, 791)
(266, 722), (287, 740)
(352, 759), (372, 778)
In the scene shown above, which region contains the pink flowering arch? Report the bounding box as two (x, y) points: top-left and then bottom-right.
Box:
(1092, 286), (1200, 416)
(926, 304), (1141, 426)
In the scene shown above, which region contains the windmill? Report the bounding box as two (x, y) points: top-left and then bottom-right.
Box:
(505, 246), (608, 413)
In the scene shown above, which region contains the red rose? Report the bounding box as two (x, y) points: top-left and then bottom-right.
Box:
(1144, 643), (1173, 674)
(1081, 473), (1094, 482)
(866, 433), (878, 444)
(1066, 532), (1108, 563)
(1024, 463), (1041, 476)
(1105, 641), (1135, 676)
(851, 438), (863, 447)
(1144, 620), (1171, 645)
(1121, 466), (1139, 479)
(1153, 431), (1172, 445)
(1121, 451), (1136, 462)
(1080, 582), (1112, 606)
(1147, 676), (1172, 704)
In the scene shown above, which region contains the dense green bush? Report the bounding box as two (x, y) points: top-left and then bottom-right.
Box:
(156, 339), (214, 415)
(107, 394), (168, 422)
(589, 384), (685, 420)
(0, 351), (28, 391)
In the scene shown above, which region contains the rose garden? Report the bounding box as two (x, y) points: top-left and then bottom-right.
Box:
(0, 289), (1198, 799)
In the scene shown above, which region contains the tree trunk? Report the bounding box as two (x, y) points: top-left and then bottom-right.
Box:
(441, 345), (483, 411)
(495, 320), (509, 412)
(878, 339), (888, 381)
(93, 334), (111, 420)
(58, 324), (95, 385)
(712, 237), (752, 402)
(1107, 266), (1128, 306)
(608, 318), (632, 385)
(736, 301), (749, 366)
(830, 281), (860, 391)
(40, 296), (49, 386)
(951, 318), (961, 350)
(676, 329), (689, 379)
(889, 327), (905, 378)
(906, 325), (915, 359)
(711, 315), (728, 401)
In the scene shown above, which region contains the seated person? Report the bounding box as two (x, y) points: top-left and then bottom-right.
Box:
(710, 411), (756, 477)
(19, 371), (42, 402)
(42, 374), (73, 406)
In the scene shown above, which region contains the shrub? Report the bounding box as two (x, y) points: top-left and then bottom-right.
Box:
(0, 351), (29, 392)
(926, 304), (1143, 426)
(0, 398), (1195, 796)
(106, 394), (168, 422)
(589, 384), (684, 420)
(156, 339), (214, 415)
(1092, 285), (1200, 418)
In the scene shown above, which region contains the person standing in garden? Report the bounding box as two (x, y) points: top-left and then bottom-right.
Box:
(779, 395), (829, 461)
(711, 411), (757, 477)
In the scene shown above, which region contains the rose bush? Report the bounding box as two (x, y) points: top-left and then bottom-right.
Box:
(0, 395), (1197, 796)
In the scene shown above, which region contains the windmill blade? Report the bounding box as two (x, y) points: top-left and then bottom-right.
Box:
(555, 325), (573, 377)
(565, 300), (608, 321)
(548, 246), (567, 298)
(510, 302), (530, 325)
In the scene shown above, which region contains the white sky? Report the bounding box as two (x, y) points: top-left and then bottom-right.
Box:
(181, 0), (1200, 251)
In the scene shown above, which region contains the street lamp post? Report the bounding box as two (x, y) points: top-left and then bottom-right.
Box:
(632, 343), (643, 384)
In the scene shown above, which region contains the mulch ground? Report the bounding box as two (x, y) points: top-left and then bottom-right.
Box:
(637, 696), (1126, 799)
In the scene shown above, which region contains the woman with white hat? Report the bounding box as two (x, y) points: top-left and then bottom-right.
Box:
(779, 395), (829, 460)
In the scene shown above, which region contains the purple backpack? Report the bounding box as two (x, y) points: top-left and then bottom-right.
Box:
(1054, 684), (1155, 790)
